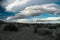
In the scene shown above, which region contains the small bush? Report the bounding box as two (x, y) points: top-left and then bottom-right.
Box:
(37, 29), (50, 35)
(34, 28), (53, 36)
(54, 32), (60, 40)
(3, 24), (18, 31)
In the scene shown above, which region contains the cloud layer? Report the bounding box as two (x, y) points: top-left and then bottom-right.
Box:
(15, 17), (60, 23)
(5, 0), (30, 12)
(19, 3), (60, 15)
(2, 0), (60, 12)
(6, 3), (60, 21)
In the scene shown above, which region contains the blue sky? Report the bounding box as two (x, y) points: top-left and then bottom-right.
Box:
(0, 0), (60, 23)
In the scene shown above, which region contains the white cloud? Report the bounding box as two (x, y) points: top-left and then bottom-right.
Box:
(16, 17), (60, 23)
(16, 3), (60, 18)
(16, 19), (34, 23)
(2, 0), (60, 12)
(34, 17), (60, 21)
(6, 3), (60, 22)
(19, 3), (60, 15)
(6, 16), (60, 23)
(5, 0), (30, 12)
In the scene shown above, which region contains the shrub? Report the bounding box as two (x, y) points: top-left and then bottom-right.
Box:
(3, 24), (18, 31)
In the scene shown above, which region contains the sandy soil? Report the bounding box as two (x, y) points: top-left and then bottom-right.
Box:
(0, 27), (55, 40)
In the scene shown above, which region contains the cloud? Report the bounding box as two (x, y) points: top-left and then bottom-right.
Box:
(9, 17), (60, 23)
(2, 0), (60, 12)
(37, 17), (60, 21)
(6, 15), (60, 23)
(22, 3), (60, 15)
(17, 17), (60, 23)
(6, 3), (60, 22)
(16, 3), (60, 17)
(27, 0), (60, 5)
(16, 19), (34, 23)
(34, 17), (60, 23)
(0, 0), (4, 2)
(5, 0), (30, 12)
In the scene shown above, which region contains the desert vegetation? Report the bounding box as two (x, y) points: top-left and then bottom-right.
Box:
(0, 20), (60, 40)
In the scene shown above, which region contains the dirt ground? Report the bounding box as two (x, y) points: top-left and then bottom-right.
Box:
(0, 27), (55, 40)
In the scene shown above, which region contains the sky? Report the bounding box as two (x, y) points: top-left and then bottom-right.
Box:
(0, 0), (60, 23)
